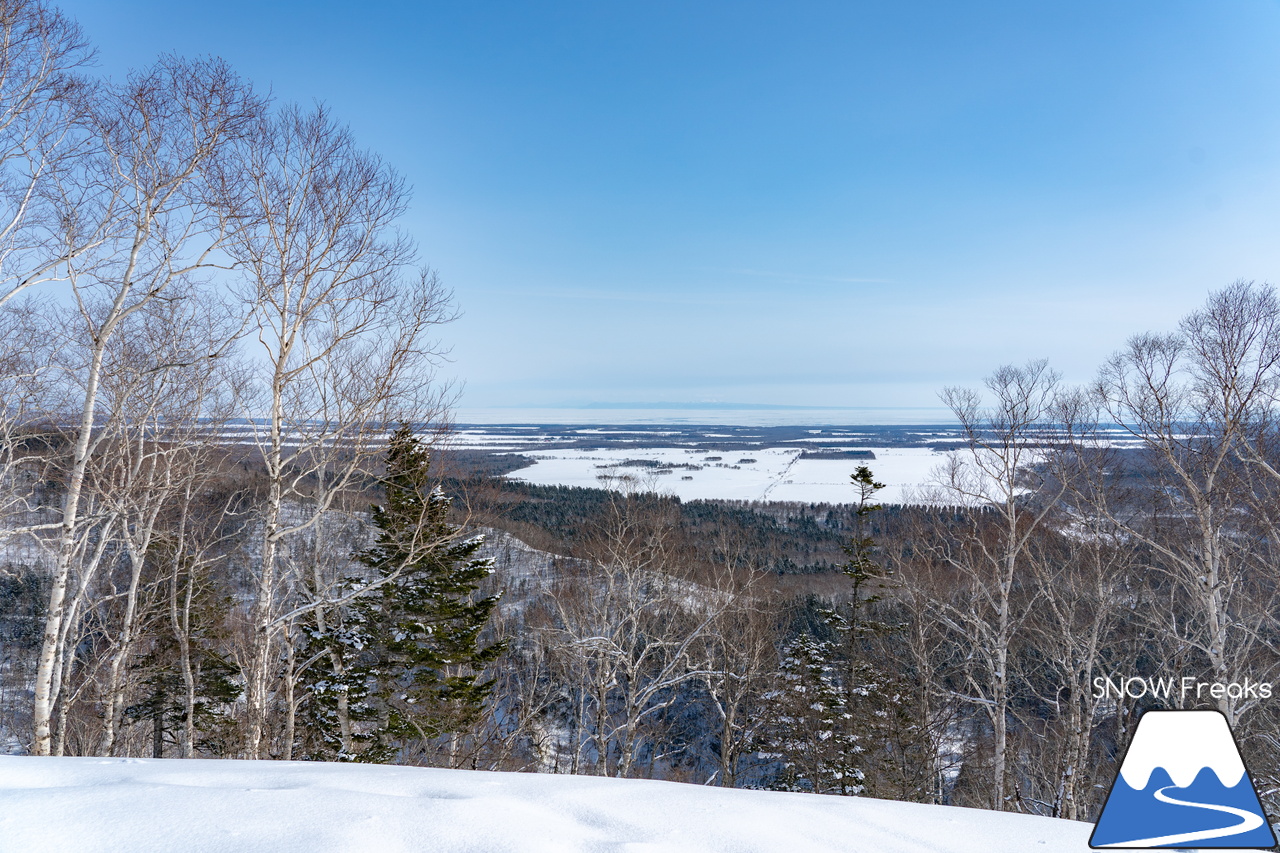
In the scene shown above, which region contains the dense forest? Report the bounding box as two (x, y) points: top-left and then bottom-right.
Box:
(4, 0), (1280, 830)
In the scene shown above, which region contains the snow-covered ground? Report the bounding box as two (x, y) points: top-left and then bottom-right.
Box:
(0, 756), (1096, 853)
(509, 446), (955, 505)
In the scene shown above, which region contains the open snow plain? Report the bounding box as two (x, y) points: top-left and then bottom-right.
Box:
(0, 756), (1096, 853)
(507, 445), (949, 504)
(447, 424), (970, 504)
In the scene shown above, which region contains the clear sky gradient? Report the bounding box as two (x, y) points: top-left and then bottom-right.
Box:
(55, 1), (1280, 421)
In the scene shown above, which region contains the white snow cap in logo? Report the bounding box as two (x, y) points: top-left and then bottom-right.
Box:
(1118, 710), (1246, 790)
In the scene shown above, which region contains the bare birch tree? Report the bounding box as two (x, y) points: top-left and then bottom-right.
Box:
(78, 289), (245, 756)
(1078, 283), (1280, 725)
(31, 56), (260, 755)
(698, 536), (779, 787)
(922, 359), (1064, 810)
(543, 488), (727, 778)
(0, 0), (95, 557)
(0, 0), (96, 310)
(227, 103), (455, 758)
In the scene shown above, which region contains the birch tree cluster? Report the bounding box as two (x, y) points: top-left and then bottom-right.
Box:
(0, 0), (456, 760)
(887, 281), (1280, 819)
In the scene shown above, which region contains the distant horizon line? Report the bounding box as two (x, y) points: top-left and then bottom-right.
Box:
(490, 402), (952, 412)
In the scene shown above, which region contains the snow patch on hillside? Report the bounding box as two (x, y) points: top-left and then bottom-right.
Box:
(0, 756), (1096, 853)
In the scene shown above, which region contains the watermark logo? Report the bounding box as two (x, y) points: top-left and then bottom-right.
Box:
(1090, 710), (1276, 849)
(1093, 676), (1273, 702)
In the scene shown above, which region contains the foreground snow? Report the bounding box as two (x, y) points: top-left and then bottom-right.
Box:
(0, 756), (1097, 852)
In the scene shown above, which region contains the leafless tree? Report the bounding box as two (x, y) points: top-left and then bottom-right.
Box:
(919, 359), (1064, 811)
(30, 55), (261, 755)
(541, 487), (727, 778)
(0, 0), (97, 563)
(0, 0), (97, 310)
(697, 535), (780, 788)
(226, 103), (456, 758)
(0, 300), (57, 543)
(74, 289), (246, 756)
(884, 536), (966, 805)
(1077, 282), (1280, 724)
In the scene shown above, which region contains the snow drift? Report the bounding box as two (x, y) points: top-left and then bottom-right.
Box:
(0, 755), (1097, 852)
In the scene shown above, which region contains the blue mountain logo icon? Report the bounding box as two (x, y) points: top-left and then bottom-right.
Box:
(1091, 709), (1277, 849)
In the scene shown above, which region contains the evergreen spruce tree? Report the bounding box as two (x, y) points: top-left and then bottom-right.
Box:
(761, 632), (862, 794)
(127, 571), (241, 758)
(353, 424), (505, 763)
(824, 466), (893, 718)
(128, 634), (241, 757)
(294, 598), (379, 761)
(822, 465), (925, 799)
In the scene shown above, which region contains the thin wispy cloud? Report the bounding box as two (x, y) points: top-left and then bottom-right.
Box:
(478, 288), (724, 305)
(725, 269), (894, 285)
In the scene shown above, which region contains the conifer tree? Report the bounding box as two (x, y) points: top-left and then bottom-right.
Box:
(294, 600), (379, 761)
(354, 424), (504, 762)
(761, 632), (862, 794)
(823, 465), (925, 799)
(128, 631), (241, 758)
(824, 466), (892, 707)
(127, 569), (241, 758)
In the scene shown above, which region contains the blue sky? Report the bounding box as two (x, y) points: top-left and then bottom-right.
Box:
(57, 1), (1280, 420)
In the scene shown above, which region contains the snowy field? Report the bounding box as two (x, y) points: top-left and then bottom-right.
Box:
(0, 756), (1097, 853)
(508, 446), (955, 505)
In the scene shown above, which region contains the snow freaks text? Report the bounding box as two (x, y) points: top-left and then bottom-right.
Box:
(1093, 676), (1274, 702)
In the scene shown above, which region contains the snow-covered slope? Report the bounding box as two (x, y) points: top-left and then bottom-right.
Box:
(0, 756), (1095, 853)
